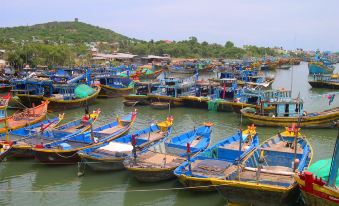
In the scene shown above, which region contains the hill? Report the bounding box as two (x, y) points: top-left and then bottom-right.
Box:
(0, 21), (138, 44)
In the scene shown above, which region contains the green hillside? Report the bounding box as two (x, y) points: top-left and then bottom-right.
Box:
(0, 21), (137, 43)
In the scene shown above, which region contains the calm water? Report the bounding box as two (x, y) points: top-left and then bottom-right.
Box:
(0, 62), (338, 206)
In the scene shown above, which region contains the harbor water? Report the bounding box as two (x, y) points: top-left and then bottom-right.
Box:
(0, 62), (338, 206)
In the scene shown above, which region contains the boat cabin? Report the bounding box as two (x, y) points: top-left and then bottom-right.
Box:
(152, 76), (196, 98)
(98, 75), (132, 89)
(134, 81), (159, 95)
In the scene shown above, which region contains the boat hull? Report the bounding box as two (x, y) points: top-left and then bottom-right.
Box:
(177, 175), (215, 191)
(147, 95), (184, 107)
(241, 109), (339, 128)
(99, 85), (133, 98)
(81, 156), (125, 171)
(34, 150), (80, 164)
(214, 181), (300, 206)
(16, 95), (44, 108)
(181, 96), (209, 109)
(295, 174), (339, 206)
(127, 167), (176, 182)
(17, 86), (100, 111)
(309, 81), (339, 89)
(8, 146), (35, 158)
(301, 190), (338, 206)
(123, 95), (150, 105)
(308, 63), (334, 74)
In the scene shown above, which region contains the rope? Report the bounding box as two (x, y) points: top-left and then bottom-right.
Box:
(0, 183), (236, 194)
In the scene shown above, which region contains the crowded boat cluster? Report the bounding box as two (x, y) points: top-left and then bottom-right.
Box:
(0, 53), (338, 206)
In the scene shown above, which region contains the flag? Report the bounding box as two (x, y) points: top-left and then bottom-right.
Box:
(328, 94), (335, 105)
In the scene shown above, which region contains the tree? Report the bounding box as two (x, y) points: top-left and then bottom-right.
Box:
(225, 41), (234, 48)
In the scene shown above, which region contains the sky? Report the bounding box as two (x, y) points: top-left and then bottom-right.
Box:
(1, 0), (339, 51)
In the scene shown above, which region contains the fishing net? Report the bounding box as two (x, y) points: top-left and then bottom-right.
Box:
(74, 84), (95, 99)
(308, 159), (339, 186)
(208, 99), (222, 111)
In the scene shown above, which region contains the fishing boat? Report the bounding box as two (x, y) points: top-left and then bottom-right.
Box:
(210, 125), (313, 206)
(78, 116), (173, 171)
(123, 123), (212, 182)
(0, 101), (49, 131)
(309, 74), (339, 89)
(295, 129), (339, 206)
(174, 125), (259, 191)
(6, 109), (100, 158)
(97, 75), (133, 98)
(12, 78), (101, 111)
(147, 75), (197, 107)
(240, 96), (339, 128)
(33, 111), (137, 164)
(308, 62), (334, 74)
(130, 67), (163, 80)
(123, 81), (160, 106)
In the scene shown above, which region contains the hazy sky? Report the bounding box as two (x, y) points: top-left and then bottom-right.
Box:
(1, 0), (339, 51)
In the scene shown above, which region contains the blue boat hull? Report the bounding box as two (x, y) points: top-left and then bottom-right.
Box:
(308, 63), (334, 74)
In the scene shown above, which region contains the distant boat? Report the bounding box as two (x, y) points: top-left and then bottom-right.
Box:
(123, 123), (212, 182)
(97, 75), (133, 98)
(78, 116), (173, 171)
(33, 111), (137, 164)
(174, 125), (259, 191)
(12, 79), (101, 112)
(211, 126), (313, 206)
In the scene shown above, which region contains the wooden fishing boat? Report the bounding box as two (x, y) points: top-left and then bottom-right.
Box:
(33, 111), (137, 164)
(295, 128), (339, 206)
(131, 69), (163, 80)
(147, 75), (197, 107)
(98, 75), (133, 98)
(309, 74), (339, 89)
(0, 101), (49, 131)
(123, 123), (212, 182)
(123, 81), (160, 106)
(122, 100), (140, 107)
(308, 62), (334, 74)
(78, 116), (173, 171)
(174, 125), (259, 191)
(43, 85), (101, 112)
(13, 78), (100, 111)
(150, 102), (170, 110)
(210, 126), (313, 206)
(241, 104), (339, 128)
(7, 110), (100, 158)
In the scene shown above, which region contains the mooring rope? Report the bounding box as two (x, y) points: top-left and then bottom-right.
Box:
(0, 183), (235, 194)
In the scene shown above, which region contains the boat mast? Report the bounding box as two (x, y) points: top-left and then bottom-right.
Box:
(293, 104), (302, 172)
(328, 123), (339, 187)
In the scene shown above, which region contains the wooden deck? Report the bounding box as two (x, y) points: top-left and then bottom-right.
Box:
(191, 159), (232, 178)
(262, 141), (303, 154)
(221, 140), (252, 151)
(239, 169), (295, 185)
(136, 151), (186, 168)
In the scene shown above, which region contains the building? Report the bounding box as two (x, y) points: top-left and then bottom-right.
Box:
(0, 50), (6, 69)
